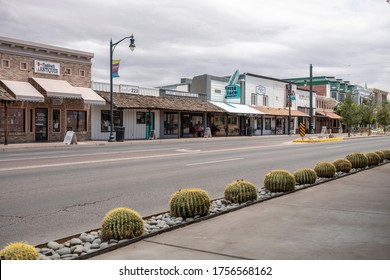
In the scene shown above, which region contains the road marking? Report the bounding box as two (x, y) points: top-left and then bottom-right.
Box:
(176, 149), (201, 152)
(186, 158), (244, 166)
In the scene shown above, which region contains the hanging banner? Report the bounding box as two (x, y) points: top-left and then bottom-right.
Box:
(112, 60), (121, 78)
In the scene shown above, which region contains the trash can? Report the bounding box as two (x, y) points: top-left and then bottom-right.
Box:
(115, 127), (125, 142)
(247, 127), (253, 136)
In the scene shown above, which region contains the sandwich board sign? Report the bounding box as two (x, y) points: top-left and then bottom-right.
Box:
(63, 131), (77, 144)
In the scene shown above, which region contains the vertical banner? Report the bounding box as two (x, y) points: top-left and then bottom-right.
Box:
(112, 60), (121, 78)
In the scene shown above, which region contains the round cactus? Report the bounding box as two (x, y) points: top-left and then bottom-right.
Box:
(101, 207), (144, 241)
(314, 162), (336, 178)
(365, 152), (381, 166)
(345, 152), (368, 169)
(375, 151), (385, 163)
(224, 179), (257, 203)
(381, 150), (390, 160)
(264, 170), (295, 192)
(294, 168), (317, 185)
(170, 188), (211, 219)
(0, 242), (39, 260)
(333, 158), (352, 173)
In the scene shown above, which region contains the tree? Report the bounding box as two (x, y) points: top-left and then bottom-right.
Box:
(376, 102), (390, 132)
(359, 94), (376, 135)
(336, 93), (361, 137)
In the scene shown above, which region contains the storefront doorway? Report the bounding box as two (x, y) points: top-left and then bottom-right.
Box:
(35, 108), (48, 141)
(181, 113), (203, 137)
(146, 112), (154, 139)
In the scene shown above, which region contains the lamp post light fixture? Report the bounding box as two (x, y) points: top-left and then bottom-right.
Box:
(108, 34), (136, 142)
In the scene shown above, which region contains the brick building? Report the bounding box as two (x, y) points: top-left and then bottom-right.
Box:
(0, 36), (104, 144)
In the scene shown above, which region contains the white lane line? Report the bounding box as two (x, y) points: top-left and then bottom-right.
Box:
(186, 158), (244, 166)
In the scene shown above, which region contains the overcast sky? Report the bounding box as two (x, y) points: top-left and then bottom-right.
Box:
(1, 0), (390, 91)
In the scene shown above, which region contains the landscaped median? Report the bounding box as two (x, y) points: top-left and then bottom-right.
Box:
(1, 150), (389, 260)
(293, 136), (344, 143)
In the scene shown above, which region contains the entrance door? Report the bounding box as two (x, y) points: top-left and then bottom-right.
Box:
(35, 108), (48, 141)
(146, 112), (154, 139)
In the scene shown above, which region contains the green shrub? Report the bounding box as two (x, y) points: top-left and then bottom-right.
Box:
(224, 179), (257, 203)
(375, 151), (385, 163)
(345, 152), (368, 169)
(170, 188), (211, 219)
(0, 242), (39, 260)
(333, 158), (352, 173)
(294, 168), (317, 185)
(381, 150), (390, 160)
(264, 170), (295, 192)
(101, 207), (144, 241)
(314, 162), (336, 178)
(365, 152), (381, 166)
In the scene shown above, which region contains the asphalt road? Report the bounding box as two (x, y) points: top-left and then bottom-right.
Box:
(0, 136), (389, 248)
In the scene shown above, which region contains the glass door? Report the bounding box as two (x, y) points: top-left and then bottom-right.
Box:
(35, 108), (48, 141)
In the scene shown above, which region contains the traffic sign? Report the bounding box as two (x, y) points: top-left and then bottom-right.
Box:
(299, 122), (306, 138)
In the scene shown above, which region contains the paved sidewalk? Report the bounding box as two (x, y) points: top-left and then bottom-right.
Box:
(91, 164), (390, 260)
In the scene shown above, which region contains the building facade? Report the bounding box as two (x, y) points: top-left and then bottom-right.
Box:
(0, 36), (104, 144)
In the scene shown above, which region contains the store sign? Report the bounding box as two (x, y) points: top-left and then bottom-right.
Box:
(225, 85), (241, 99)
(225, 70), (241, 99)
(120, 85), (139, 94)
(34, 60), (60, 75)
(255, 85), (266, 95)
(165, 91), (199, 98)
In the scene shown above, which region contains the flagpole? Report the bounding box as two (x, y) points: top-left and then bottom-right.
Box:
(108, 35), (135, 142)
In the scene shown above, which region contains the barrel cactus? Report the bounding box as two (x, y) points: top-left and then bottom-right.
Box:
(0, 242), (39, 260)
(264, 170), (295, 192)
(314, 162), (336, 178)
(365, 152), (381, 166)
(381, 150), (390, 160)
(375, 151), (385, 163)
(294, 168), (317, 185)
(170, 188), (211, 219)
(224, 179), (257, 203)
(345, 152), (368, 169)
(333, 158), (352, 173)
(101, 207), (144, 241)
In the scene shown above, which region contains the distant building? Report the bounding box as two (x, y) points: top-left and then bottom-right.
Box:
(0, 36), (104, 144)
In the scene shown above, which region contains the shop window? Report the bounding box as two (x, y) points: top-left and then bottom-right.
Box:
(164, 112), (179, 135)
(0, 108), (25, 132)
(65, 68), (72, 75)
(52, 109), (61, 132)
(66, 110), (86, 132)
(263, 95), (269, 106)
(2, 59), (10, 68)
(264, 118), (271, 130)
(251, 93), (257, 105)
(20, 62), (28, 71)
(136, 112), (146, 124)
(228, 116), (237, 125)
(101, 110), (121, 132)
(79, 70), (86, 77)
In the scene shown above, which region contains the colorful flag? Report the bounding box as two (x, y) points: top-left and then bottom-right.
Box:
(112, 60), (120, 78)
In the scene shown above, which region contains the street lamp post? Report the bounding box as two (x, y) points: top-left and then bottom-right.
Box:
(108, 34), (135, 142)
(309, 64), (314, 134)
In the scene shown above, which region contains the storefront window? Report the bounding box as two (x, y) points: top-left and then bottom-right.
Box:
(164, 112), (179, 135)
(228, 116), (237, 125)
(0, 108), (25, 132)
(67, 110), (86, 132)
(264, 118), (271, 130)
(52, 109), (61, 132)
(101, 110), (121, 132)
(136, 112), (146, 124)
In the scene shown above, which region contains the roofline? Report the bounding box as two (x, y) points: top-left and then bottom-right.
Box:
(245, 73), (296, 84)
(0, 36), (94, 58)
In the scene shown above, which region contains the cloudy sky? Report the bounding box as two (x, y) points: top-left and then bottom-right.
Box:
(1, 0), (390, 91)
